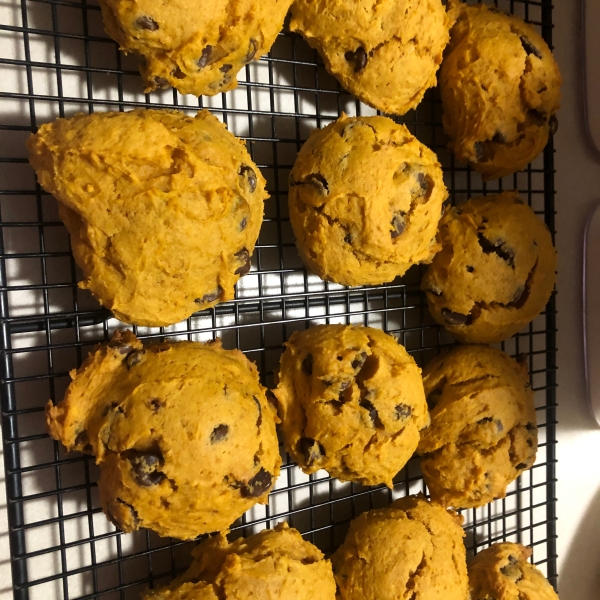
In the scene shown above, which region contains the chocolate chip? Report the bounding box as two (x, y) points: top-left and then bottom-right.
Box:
(136, 16), (158, 31)
(239, 165), (257, 193)
(360, 399), (383, 429)
(126, 450), (166, 487)
(466, 265), (474, 273)
(477, 417), (493, 424)
(126, 349), (145, 369)
(344, 47), (368, 72)
(495, 419), (504, 433)
(239, 216), (248, 231)
(253, 396), (262, 427)
(515, 462), (528, 470)
(195, 287), (223, 304)
(391, 213), (406, 239)
(525, 422), (537, 433)
(172, 67), (186, 79)
(153, 77), (169, 88)
(478, 233), (515, 268)
(526, 438), (533, 447)
(501, 563), (523, 582)
(474, 141), (484, 162)
(301, 557), (318, 565)
(528, 109), (547, 126)
(302, 354), (313, 375)
(492, 131), (507, 143)
(298, 437), (325, 466)
(510, 284), (530, 309)
(344, 232), (353, 244)
(441, 308), (470, 326)
(303, 173), (329, 195)
(220, 64), (233, 73)
(416, 173), (434, 200)
(234, 248), (251, 275)
(240, 468), (273, 498)
(509, 555), (519, 565)
(75, 431), (93, 454)
(394, 404), (412, 420)
(148, 398), (163, 411)
(520, 36), (542, 59)
(426, 285), (443, 297)
(210, 424), (229, 443)
(548, 114), (558, 136)
(115, 344), (133, 354)
(197, 45), (213, 68)
(246, 39), (258, 62)
(351, 352), (368, 370)
(107, 498), (139, 530)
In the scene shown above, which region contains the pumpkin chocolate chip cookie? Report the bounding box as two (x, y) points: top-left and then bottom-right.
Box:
(418, 345), (538, 509)
(142, 523), (336, 600)
(469, 543), (559, 600)
(45, 331), (281, 540)
(28, 109), (267, 327)
(99, 0), (293, 96)
(332, 494), (469, 600)
(290, 0), (451, 115)
(289, 114), (447, 287)
(272, 324), (428, 488)
(421, 192), (556, 344)
(441, 1), (562, 180)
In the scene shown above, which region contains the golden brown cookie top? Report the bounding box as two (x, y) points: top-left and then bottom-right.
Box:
(273, 324), (428, 487)
(99, 0), (293, 96)
(418, 345), (537, 508)
(142, 523), (337, 600)
(290, 0), (451, 115)
(421, 192), (556, 343)
(332, 495), (468, 600)
(289, 114), (447, 286)
(28, 109), (267, 326)
(441, 1), (561, 180)
(469, 543), (559, 600)
(46, 330), (281, 540)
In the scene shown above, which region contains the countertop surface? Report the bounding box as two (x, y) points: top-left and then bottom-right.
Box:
(0, 1), (599, 598)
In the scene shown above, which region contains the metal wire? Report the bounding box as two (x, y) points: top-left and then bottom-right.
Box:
(0, 0), (557, 598)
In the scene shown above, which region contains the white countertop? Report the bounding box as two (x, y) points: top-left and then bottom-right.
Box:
(0, 1), (599, 598)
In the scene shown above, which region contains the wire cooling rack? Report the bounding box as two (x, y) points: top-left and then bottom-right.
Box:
(0, 0), (558, 598)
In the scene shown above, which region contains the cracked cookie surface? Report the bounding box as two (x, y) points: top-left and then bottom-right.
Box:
(290, 0), (450, 115)
(469, 543), (559, 600)
(272, 324), (428, 487)
(441, 2), (562, 181)
(418, 345), (537, 509)
(331, 494), (469, 600)
(99, 0), (293, 96)
(45, 331), (280, 540)
(289, 114), (447, 286)
(28, 109), (267, 327)
(142, 522), (336, 600)
(421, 192), (556, 343)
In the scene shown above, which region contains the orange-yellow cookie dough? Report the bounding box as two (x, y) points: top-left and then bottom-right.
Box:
(469, 543), (559, 600)
(28, 109), (267, 327)
(142, 523), (336, 600)
(418, 345), (538, 509)
(46, 331), (280, 540)
(290, 0), (451, 115)
(289, 114), (447, 286)
(421, 192), (556, 343)
(273, 324), (428, 487)
(99, 0), (293, 96)
(331, 494), (469, 600)
(441, 2), (562, 180)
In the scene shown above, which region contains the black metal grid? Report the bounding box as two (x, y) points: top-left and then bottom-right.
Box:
(0, 0), (558, 598)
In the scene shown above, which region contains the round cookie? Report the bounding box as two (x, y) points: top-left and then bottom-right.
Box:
(469, 543), (559, 600)
(441, 2), (562, 181)
(290, 0), (450, 115)
(99, 0), (293, 96)
(28, 109), (267, 327)
(273, 325), (428, 487)
(289, 114), (448, 286)
(418, 345), (538, 509)
(331, 495), (469, 600)
(421, 192), (556, 344)
(45, 330), (281, 540)
(142, 522), (336, 600)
